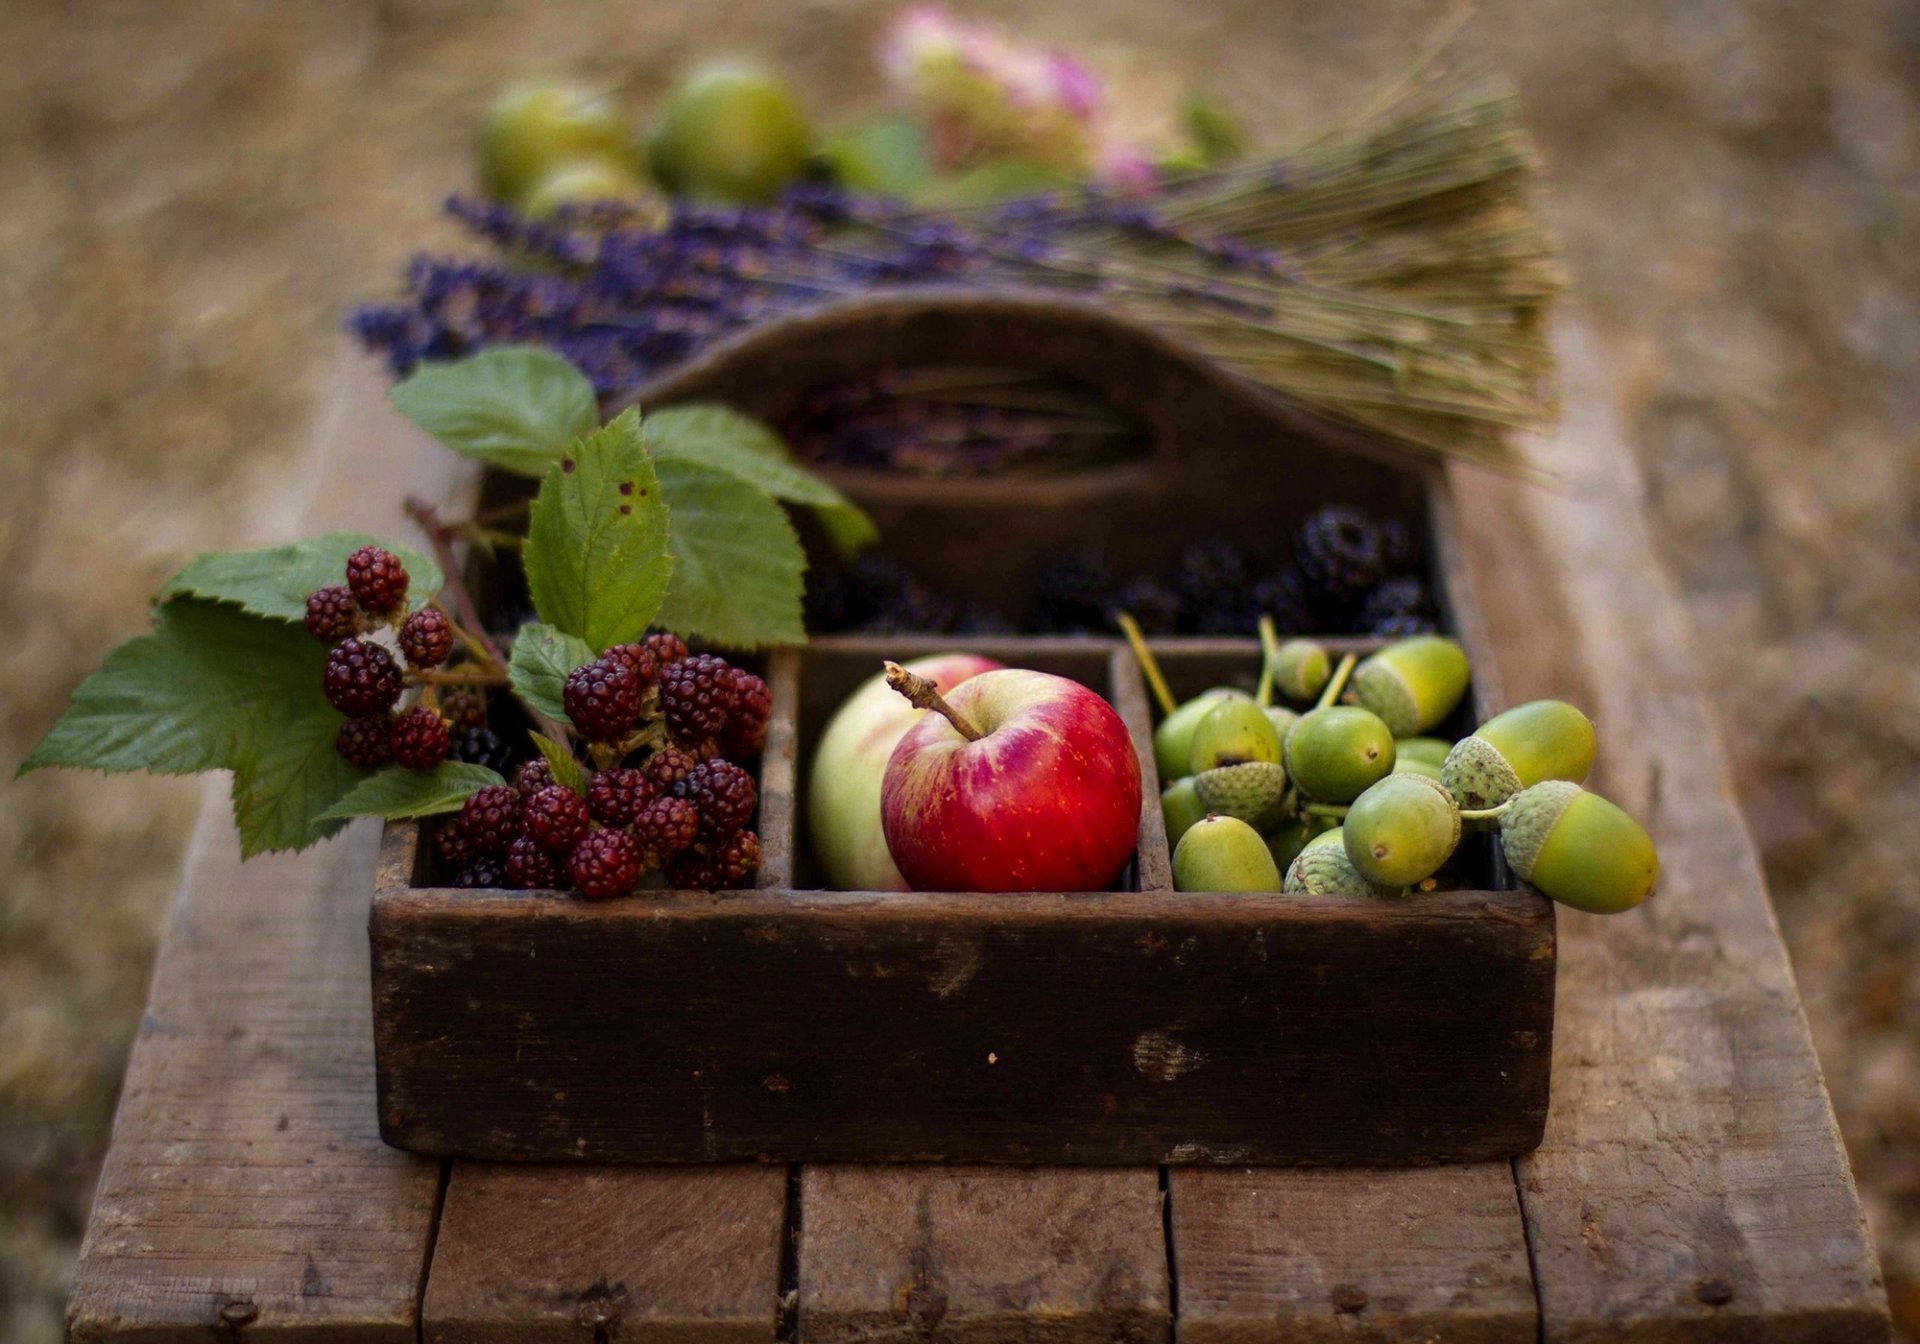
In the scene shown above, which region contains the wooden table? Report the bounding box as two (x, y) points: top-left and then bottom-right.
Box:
(66, 321), (1892, 1344)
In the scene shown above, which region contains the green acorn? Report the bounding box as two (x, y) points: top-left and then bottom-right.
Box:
(1283, 705), (1395, 803)
(1189, 698), (1284, 774)
(1393, 755), (1443, 780)
(1161, 777), (1208, 850)
(1271, 638), (1331, 702)
(1194, 761), (1289, 828)
(1343, 773), (1462, 887)
(1442, 700), (1598, 811)
(1284, 827), (1401, 898)
(1499, 780), (1659, 914)
(1174, 815), (1282, 893)
(1394, 736), (1454, 769)
(1154, 687), (1247, 782)
(1264, 705), (1301, 746)
(1349, 636), (1471, 736)
(1263, 819), (1315, 873)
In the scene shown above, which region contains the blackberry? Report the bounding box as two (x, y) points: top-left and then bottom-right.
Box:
(563, 656), (642, 742)
(345, 546), (409, 615)
(1370, 612), (1440, 638)
(456, 785), (522, 856)
(1249, 567), (1316, 634)
(676, 760), (757, 835)
(1109, 577), (1182, 635)
(1174, 541), (1251, 610)
(335, 714), (393, 768)
(432, 820), (474, 871)
(1381, 520), (1422, 576)
(448, 724), (515, 774)
(514, 758), (555, 797)
(587, 767), (655, 827)
(723, 671), (772, 758)
(323, 638), (404, 717)
(452, 855), (508, 889)
(440, 687), (488, 729)
(857, 584), (956, 634)
(1294, 508), (1389, 607)
(603, 640), (660, 689)
(1027, 552), (1113, 633)
(391, 706), (450, 770)
(398, 608), (453, 668)
(525, 785), (592, 853)
(658, 654), (740, 743)
(305, 586), (359, 642)
(504, 835), (562, 890)
(644, 633), (689, 666)
(667, 829), (762, 891)
(567, 828), (644, 899)
(642, 746), (699, 793)
(1356, 577), (1435, 630)
(632, 795), (700, 862)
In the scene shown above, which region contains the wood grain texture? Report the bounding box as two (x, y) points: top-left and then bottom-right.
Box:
(423, 1164), (785, 1344)
(1170, 1165), (1537, 1344)
(1450, 318), (1890, 1341)
(798, 1166), (1169, 1344)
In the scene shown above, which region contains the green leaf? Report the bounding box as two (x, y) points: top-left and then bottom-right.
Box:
(158, 531), (443, 623)
(389, 346), (600, 477)
(644, 404), (876, 554)
(528, 732), (588, 796)
(229, 703), (367, 856)
(523, 409), (673, 650)
(654, 458), (806, 648)
(320, 762), (507, 822)
(508, 622), (596, 724)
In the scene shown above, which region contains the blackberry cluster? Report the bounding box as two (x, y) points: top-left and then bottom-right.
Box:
(803, 555), (1004, 636)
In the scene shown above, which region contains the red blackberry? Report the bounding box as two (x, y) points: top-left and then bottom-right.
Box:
(643, 632), (689, 666)
(432, 819), (474, 871)
(667, 829), (762, 891)
(513, 758), (555, 797)
(586, 767), (656, 827)
(323, 638), (404, 717)
(335, 714), (393, 768)
(1294, 507), (1389, 607)
(676, 759), (757, 836)
(453, 855), (508, 889)
(632, 795), (699, 862)
(525, 785), (592, 853)
(456, 785), (522, 856)
(722, 671), (772, 757)
(504, 835), (562, 890)
(345, 545), (409, 615)
(603, 641), (660, 689)
(642, 745), (699, 793)
(563, 656), (642, 742)
(658, 653), (740, 743)
(447, 724), (515, 774)
(391, 706), (450, 770)
(398, 608), (453, 668)
(566, 828), (643, 899)
(305, 585), (359, 642)
(440, 687), (488, 729)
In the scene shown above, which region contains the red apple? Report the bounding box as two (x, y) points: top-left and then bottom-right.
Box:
(880, 667), (1142, 892)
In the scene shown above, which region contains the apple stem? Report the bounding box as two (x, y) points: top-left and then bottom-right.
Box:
(1316, 652), (1357, 711)
(1116, 612), (1178, 718)
(884, 660), (985, 742)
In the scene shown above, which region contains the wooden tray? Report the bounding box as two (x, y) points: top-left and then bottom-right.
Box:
(367, 294), (1555, 1166)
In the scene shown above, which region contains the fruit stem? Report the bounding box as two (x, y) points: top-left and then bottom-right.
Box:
(1116, 612), (1177, 717)
(405, 495), (508, 670)
(412, 668), (509, 688)
(884, 660), (985, 742)
(433, 598), (501, 672)
(1255, 615), (1281, 709)
(1302, 802), (1351, 821)
(1316, 652), (1357, 711)
(1459, 801), (1514, 822)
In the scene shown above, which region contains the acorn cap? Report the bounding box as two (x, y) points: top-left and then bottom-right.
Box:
(1174, 814), (1282, 893)
(1153, 688), (1247, 782)
(1500, 781), (1658, 914)
(1272, 638), (1331, 702)
(1282, 705), (1396, 804)
(1349, 636), (1471, 736)
(1194, 761), (1289, 828)
(1441, 734), (1523, 813)
(1189, 698), (1285, 774)
(1475, 700), (1597, 795)
(1285, 837), (1403, 898)
(1343, 772), (1462, 887)
(1161, 777), (1208, 850)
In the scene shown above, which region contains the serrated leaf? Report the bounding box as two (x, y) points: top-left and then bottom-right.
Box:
(528, 733), (588, 796)
(654, 458), (806, 648)
(230, 703), (367, 855)
(508, 622), (597, 724)
(644, 404), (876, 555)
(524, 409), (673, 650)
(319, 762), (507, 822)
(158, 531), (443, 623)
(390, 346), (599, 477)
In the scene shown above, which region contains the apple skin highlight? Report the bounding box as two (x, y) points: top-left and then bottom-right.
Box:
(880, 668), (1142, 892)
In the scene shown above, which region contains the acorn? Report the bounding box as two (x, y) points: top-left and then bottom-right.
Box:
(1441, 700), (1598, 811)
(1349, 636), (1471, 736)
(1161, 777), (1208, 850)
(1283, 705), (1395, 803)
(1343, 773), (1462, 887)
(1263, 705), (1301, 746)
(1174, 815), (1282, 893)
(1154, 687), (1248, 782)
(1284, 827), (1402, 898)
(1271, 638), (1330, 702)
(1393, 755), (1444, 780)
(1499, 780), (1659, 914)
(1188, 698), (1284, 774)
(1394, 736), (1454, 770)
(1194, 761), (1289, 828)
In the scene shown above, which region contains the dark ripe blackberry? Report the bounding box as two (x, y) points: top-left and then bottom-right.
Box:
(456, 785), (522, 856)
(1356, 577), (1435, 629)
(642, 746), (699, 793)
(432, 819), (474, 871)
(453, 855), (508, 890)
(1026, 552), (1113, 633)
(587, 766), (656, 827)
(514, 758), (555, 797)
(676, 760), (757, 835)
(1370, 612), (1440, 638)
(643, 633), (689, 666)
(1381, 520), (1422, 576)
(722, 671), (772, 758)
(525, 785), (592, 853)
(345, 546), (409, 615)
(335, 714), (394, 768)
(858, 582), (956, 635)
(1250, 567), (1316, 634)
(391, 706), (451, 770)
(440, 687), (488, 729)
(1294, 507), (1390, 607)
(563, 656), (642, 742)
(398, 608), (453, 668)
(658, 654), (740, 743)
(603, 641), (660, 689)
(950, 605), (1015, 636)
(1109, 577), (1183, 635)
(323, 638), (404, 717)
(632, 795), (699, 862)
(448, 724), (515, 774)
(667, 829), (762, 891)
(567, 828), (644, 899)
(504, 835), (562, 890)
(1173, 541), (1252, 610)
(305, 586), (359, 643)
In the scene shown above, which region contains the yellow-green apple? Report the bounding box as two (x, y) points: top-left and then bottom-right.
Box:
(807, 652), (1001, 890)
(880, 665), (1142, 892)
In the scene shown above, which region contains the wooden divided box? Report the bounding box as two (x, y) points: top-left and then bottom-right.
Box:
(368, 294), (1556, 1167)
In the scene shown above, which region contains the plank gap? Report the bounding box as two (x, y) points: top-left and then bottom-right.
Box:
(777, 1165), (802, 1344)
(1510, 1157), (1546, 1344)
(1158, 1165), (1180, 1330)
(412, 1160), (451, 1344)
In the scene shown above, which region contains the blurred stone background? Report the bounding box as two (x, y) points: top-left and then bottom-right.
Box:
(0, 0), (1914, 1338)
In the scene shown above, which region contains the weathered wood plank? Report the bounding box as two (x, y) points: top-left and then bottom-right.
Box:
(423, 1164), (786, 1344)
(798, 1166), (1169, 1344)
(1449, 318), (1890, 1341)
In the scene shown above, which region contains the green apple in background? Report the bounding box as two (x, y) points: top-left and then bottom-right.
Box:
(480, 81), (640, 206)
(647, 59), (812, 203)
(523, 159), (660, 219)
